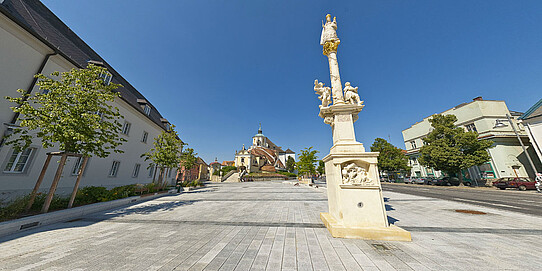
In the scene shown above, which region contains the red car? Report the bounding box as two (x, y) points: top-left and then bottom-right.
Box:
(492, 177), (536, 191)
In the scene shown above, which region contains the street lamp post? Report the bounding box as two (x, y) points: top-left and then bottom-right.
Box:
(494, 114), (538, 177)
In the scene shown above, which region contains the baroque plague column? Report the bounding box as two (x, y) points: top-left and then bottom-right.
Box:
(315, 14), (411, 241)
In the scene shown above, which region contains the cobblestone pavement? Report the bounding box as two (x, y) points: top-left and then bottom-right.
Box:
(1, 181), (541, 270)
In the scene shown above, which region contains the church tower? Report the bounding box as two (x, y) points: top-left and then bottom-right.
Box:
(252, 123), (267, 147)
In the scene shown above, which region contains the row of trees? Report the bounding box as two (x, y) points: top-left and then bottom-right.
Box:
(4, 65), (195, 212)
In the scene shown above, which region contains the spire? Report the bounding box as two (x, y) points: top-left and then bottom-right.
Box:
(258, 123), (262, 134)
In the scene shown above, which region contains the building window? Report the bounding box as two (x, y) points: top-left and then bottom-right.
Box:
(165, 123), (171, 130)
(141, 131), (149, 143)
(241, 158), (245, 164)
(168, 168), (173, 178)
(122, 121), (131, 135)
(410, 141), (417, 149)
(4, 148), (34, 173)
(71, 157), (85, 175)
(465, 123), (477, 132)
(148, 165), (155, 178)
(100, 71), (113, 85)
(132, 164), (141, 178)
(144, 105), (151, 116)
(109, 161), (120, 177)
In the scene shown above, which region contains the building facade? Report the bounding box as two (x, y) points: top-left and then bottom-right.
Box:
(0, 0), (179, 201)
(178, 157), (209, 182)
(234, 125), (295, 173)
(519, 99), (542, 168)
(402, 97), (542, 182)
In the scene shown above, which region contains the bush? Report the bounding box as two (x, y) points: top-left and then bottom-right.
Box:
(108, 184), (137, 200)
(0, 193), (69, 221)
(74, 186), (109, 206)
(277, 171), (297, 177)
(220, 166), (237, 175)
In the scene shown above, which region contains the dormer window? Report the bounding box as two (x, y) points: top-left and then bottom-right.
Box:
(99, 71), (112, 85)
(144, 105), (151, 116)
(161, 118), (170, 130)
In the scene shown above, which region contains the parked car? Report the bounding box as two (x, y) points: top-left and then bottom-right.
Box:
(423, 178), (435, 185)
(492, 177), (536, 191)
(414, 178), (426, 185)
(404, 177), (415, 184)
(434, 177), (456, 186)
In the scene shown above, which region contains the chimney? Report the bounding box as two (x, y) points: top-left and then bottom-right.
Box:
(473, 96), (483, 101)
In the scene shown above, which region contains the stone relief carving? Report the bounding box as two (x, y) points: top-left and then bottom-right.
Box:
(314, 79), (331, 108)
(341, 162), (375, 186)
(324, 116), (334, 126)
(343, 82), (362, 106)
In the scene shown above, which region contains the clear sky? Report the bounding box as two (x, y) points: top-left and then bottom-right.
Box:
(42, 0), (542, 163)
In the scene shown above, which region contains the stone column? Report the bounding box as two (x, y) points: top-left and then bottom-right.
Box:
(316, 14), (410, 241)
(326, 49), (345, 104)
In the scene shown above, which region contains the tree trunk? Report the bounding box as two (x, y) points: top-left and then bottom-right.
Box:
(68, 156), (89, 208)
(25, 154), (52, 212)
(152, 165), (157, 183)
(42, 153), (68, 213)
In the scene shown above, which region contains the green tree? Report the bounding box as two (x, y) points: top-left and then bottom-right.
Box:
(4, 64), (126, 212)
(418, 114), (494, 184)
(370, 138), (410, 180)
(180, 147), (198, 181)
(142, 125), (184, 186)
(220, 166), (237, 176)
(296, 147), (319, 177)
(286, 156), (296, 173)
(5, 64), (125, 156)
(317, 160), (325, 175)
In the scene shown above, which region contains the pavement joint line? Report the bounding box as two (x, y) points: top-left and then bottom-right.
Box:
(400, 226), (542, 235)
(79, 218), (327, 228)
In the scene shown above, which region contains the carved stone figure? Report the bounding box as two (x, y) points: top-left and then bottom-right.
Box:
(314, 79), (331, 108)
(343, 82), (362, 106)
(341, 162), (375, 185)
(320, 14), (340, 45)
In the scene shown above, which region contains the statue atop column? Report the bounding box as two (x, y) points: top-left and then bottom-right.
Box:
(320, 14), (340, 45)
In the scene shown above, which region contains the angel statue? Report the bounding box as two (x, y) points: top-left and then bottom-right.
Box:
(344, 82), (362, 106)
(314, 79), (331, 108)
(320, 14), (340, 45)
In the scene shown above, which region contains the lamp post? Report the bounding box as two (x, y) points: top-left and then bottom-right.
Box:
(494, 114), (538, 177)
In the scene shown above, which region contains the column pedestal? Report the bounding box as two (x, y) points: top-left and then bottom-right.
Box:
(319, 104), (411, 241)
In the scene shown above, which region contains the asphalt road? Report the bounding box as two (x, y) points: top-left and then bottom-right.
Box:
(382, 183), (542, 217)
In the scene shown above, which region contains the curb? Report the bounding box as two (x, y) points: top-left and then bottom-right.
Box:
(0, 191), (173, 238)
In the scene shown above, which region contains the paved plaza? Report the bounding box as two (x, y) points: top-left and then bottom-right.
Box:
(1, 181), (542, 270)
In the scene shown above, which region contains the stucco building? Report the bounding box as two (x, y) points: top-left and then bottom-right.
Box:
(0, 0), (180, 201)
(402, 97), (542, 182)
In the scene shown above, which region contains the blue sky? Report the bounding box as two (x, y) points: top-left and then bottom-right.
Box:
(42, 0), (542, 163)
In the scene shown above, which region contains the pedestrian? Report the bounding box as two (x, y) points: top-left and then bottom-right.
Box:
(536, 173), (542, 193)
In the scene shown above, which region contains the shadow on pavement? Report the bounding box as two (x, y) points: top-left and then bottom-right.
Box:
(0, 199), (196, 243)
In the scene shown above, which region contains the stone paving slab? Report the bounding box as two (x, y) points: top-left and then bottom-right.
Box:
(1, 181), (541, 270)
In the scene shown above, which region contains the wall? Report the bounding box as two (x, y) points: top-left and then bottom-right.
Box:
(0, 11), (171, 202)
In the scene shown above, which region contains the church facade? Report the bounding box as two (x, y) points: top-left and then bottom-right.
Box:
(234, 126), (295, 173)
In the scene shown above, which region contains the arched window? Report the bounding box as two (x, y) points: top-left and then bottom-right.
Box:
(257, 140), (261, 146)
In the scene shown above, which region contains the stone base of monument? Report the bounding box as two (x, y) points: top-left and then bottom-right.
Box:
(320, 150), (411, 242)
(320, 212), (411, 241)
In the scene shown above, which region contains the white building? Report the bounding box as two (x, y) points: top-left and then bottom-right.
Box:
(519, 99), (542, 168)
(0, 0), (179, 201)
(402, 97), (542, 182)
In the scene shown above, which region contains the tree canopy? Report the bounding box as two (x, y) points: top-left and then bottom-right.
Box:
(4, 64), (125, 157)
(296, 147), (318, 177)
(141, 124), (184, 183)
(370, 138), (410, 173)
(317, 160), (325, 175)
(418, 114), (494, 178)
(285, 156), (296, 173)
